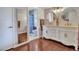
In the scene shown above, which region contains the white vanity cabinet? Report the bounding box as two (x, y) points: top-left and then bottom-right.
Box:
(43, 26), (58, 41)
(43, 25), (79, 50)
(59, 28), (78, 47)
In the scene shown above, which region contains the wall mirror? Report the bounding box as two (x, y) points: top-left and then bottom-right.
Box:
(45, 7), (63, 24)
(45, 8), (57, 23)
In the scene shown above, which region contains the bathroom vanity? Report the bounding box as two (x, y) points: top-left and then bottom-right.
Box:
(43, 7), (79, 50)
(43, 25), (79, 50)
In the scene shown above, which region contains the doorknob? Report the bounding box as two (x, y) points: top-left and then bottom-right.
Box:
(8, 26), (13, 28)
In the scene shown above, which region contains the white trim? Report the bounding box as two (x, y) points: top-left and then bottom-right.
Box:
(18, 31), (27, 34)
(13, 36), (40, 48)
(11, 7), (29, 49)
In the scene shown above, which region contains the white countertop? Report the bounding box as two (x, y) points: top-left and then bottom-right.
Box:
(43, 25), (79, 28)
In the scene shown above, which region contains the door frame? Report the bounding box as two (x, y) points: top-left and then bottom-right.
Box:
(27, 7), (40, 41)
(11, 7), (40, 49)
(12, 8), (29, 48)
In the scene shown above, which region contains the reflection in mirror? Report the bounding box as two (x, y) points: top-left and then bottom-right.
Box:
(45, 8), (62, 26)
(45, 7), (63, 24)
(16, 8), (28, 44)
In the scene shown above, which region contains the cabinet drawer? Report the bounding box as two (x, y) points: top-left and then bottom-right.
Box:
(59, 30), (76, 45)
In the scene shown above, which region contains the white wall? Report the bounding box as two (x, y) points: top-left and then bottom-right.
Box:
(37, 8), (45, 37)
(38, 8), (45, 19)
(62, 7), (79, 26)
(74, 8), (79, 24)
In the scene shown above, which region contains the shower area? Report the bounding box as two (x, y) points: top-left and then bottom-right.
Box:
(28, 8), (38, 40)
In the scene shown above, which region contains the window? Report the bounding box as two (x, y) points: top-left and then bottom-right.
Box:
(47, 12), (53, 22)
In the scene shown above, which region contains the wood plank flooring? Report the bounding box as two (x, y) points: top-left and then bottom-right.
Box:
(18, 33), (27, 43)
(8, 38), (75, 51)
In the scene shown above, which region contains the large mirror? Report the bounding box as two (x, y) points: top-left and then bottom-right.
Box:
(45, 8), (57, 24)
(45, 7), (63, 26)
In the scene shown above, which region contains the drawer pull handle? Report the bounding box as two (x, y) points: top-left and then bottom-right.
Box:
(64, 33), (67, 38)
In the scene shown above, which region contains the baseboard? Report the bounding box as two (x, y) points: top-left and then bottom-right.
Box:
(18, 31), (27, 34)
(2, 46), (13, 51)
(13, 36), (40, 49)
(6, 36), (40, 50)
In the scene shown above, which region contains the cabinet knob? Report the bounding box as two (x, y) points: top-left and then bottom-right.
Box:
(64, 33), (67, 38)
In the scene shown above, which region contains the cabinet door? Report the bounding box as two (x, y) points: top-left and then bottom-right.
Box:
(49, 28), (56, 38)
(60, 30), (77, 45)
(43, 26), (57, 39)
(45, 27), (57, 40)
(65, 30), (77, 45)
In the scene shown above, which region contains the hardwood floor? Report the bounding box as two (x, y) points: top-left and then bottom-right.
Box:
(8, 38), (75, 51)
(8, 44), (29, 51)
(41, 38), (74, 51)
(18, 33), (27, 43)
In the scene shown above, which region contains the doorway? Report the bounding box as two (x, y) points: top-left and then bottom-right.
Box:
(16, 8), (28, 44)
(28, 8), (38, 40)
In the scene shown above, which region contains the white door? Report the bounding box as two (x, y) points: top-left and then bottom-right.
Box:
(0, 8), (14, 50)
